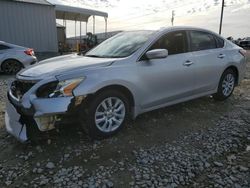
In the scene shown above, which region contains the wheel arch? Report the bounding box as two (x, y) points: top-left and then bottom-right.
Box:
(79, 84), (135, 139)
(89, 84), (135, 108)
(1, 58), (24, 70)
(224, 65), (239, 85)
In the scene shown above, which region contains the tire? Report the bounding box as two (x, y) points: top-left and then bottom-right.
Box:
(82, 90), (130, 139)
(213, 69), (236, 101)
(1, 59), (23, 74)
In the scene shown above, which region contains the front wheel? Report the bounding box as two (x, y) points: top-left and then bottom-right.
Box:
(82, 90), (130, 139)
(213, 69), (236, 101)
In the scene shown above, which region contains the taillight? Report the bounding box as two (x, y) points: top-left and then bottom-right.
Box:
(24, 48), (34, 56)
(239, 49), (246, 57)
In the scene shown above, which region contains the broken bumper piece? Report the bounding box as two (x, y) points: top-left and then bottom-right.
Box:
(5, 101), (28, 142)
(5, 92), (84, 142)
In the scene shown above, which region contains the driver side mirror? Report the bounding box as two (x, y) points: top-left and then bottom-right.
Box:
(145, 49), (168, 60)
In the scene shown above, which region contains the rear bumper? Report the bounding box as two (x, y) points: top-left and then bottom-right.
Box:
(22, 56), (38, 67)
(238, 57), (247, 84)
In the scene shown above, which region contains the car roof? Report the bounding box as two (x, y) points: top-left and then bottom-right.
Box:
(155, 26), (224, 39)
(160, 26), (217, 34)
(0, 41), (28, 49)
(123, 26), (222, 39)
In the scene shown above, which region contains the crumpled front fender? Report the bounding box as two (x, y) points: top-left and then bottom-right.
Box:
(32, 97), (74, 117)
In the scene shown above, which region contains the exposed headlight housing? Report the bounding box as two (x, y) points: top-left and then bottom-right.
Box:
(37, 78), (84, 98)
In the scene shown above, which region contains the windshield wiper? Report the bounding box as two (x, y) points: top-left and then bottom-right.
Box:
(101, 55), (127, 58)
(85, 55), (103, 58)
(85, 54), (127, 58)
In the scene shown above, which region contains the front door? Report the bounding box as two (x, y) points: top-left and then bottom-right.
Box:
(137, 31), (196, 109)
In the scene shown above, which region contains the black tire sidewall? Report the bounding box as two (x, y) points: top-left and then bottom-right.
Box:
(84, 90), (130, 139)
(214, 69), (236, 101)
(2, 60), (22, 74)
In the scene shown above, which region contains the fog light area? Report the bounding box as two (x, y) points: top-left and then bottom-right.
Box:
(35, 115), (61, 131)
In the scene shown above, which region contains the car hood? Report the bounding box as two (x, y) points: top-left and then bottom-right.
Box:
(18, 54), (116, 79)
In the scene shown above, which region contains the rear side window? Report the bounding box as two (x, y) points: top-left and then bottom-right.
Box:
(189, 31), (217, 51)
(0, 44), (10, 50)
(215, 36), (225, 48)
(150, 31), (188, 55)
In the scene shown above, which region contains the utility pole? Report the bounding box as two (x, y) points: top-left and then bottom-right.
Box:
(171, 10), (175, 26)
(219, 0), (225, 35)
(79, 21), (82, 52)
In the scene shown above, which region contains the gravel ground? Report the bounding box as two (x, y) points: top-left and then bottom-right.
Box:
(0, 52), (249, 188)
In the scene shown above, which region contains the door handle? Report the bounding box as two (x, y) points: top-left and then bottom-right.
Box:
(218, 54), (225, 58)
(183, 60), (193, 66)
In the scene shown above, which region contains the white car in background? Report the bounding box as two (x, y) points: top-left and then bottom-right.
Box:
(0, 41), (37, 74)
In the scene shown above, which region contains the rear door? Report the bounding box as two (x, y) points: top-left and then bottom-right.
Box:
(188, 30), (227, 93)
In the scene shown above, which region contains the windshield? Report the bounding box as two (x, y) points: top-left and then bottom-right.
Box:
(85, 31), (155, 58)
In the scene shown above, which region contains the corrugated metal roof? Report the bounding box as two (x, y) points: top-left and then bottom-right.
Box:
(8, 0), (108, 21)
(55, 4), (108, 22)
(11, 0), (52, 6)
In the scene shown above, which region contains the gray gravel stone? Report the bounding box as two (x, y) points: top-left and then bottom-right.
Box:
(239, 166), (248, 172)
(46, 162), (55, 169)
(214, 162), (223, 167)
(5, 181), (12, 186)
(106, 181), (114, 187)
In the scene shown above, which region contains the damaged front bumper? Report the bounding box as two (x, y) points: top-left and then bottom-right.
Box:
(5, 101), (28, 142)
(5, 90), (84, 142)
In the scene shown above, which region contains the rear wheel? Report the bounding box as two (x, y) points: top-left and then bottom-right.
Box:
(1, 59), (23, 74)
(213, 69), (236, 101)
(82, 90), (130, 139)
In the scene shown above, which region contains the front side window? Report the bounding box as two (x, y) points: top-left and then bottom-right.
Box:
(189, 31), (217, 51)
(85, 31), (155, 58)
(149, 31), (188, 55)
(0, 44), (10, 50)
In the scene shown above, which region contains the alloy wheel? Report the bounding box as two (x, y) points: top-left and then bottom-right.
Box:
(2, 60), (22, 74)
(222, 73), (235, 97)
(95, 97), (126, 133)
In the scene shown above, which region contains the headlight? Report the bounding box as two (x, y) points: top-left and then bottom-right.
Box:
(37, 78), (84, 98)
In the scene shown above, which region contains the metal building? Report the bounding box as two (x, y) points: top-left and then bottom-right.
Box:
(0, 0), (58, 52)
(56, 23), (66, 44)
(0, 0), (108, 52)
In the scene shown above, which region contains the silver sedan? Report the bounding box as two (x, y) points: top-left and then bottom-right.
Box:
(5, 26), (247, 142)
(0, 41), (37, 74)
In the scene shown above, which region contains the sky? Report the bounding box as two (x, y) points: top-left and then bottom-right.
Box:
(48, 0), (250, 39)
